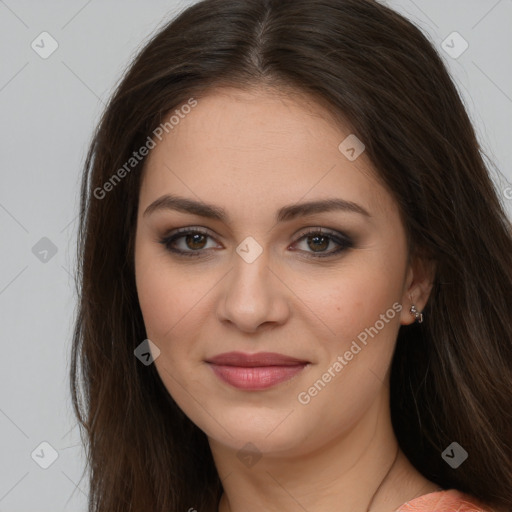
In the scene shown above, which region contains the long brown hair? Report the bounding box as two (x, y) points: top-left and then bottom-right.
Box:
(70, 1), (512, 511)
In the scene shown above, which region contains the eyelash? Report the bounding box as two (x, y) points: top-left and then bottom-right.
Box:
(158, 227), (354, 259)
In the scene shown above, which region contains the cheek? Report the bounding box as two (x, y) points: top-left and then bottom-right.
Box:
(135, 240), (204, 340)
(135, 261), (173, 340)
(293, 270), (404, 444)
(134, 243), (219, 387)
(309, 257), (405, 343)
(135, 255), (205, 407)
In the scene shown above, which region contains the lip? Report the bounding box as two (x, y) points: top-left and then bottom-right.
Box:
(206, 351), (309, 367)
(205, 351), (310, 390)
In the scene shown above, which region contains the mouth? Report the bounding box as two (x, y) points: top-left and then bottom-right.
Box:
(205, 351), (310, 390)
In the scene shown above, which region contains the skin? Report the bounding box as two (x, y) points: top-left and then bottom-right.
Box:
(134, 85), (438, 512)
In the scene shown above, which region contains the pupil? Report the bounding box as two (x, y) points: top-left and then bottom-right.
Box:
(187, 234), (206, 249)
(308, 235), (328, 252)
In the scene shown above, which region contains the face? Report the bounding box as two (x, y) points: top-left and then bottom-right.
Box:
(134, 86), (430, 458)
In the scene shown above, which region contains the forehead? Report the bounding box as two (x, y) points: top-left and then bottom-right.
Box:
(139, 86), (394, 222)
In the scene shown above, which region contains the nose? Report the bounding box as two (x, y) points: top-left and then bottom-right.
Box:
(215, 247), (291, 333)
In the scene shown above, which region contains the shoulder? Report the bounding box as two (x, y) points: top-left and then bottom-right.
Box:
(395, 489), (496, 512)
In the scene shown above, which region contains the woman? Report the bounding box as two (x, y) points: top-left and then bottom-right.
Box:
(70, 1), (512, 511)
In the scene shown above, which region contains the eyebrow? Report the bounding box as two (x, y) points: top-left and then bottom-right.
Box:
(142, 193), (371, 222)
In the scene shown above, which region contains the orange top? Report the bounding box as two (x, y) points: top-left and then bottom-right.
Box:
(396, 489), (494, 511)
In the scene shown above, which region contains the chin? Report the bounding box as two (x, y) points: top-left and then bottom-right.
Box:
(198, 404), (315, 456)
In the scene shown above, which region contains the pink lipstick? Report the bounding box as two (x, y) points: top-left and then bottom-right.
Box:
(205, 351), (309, 390)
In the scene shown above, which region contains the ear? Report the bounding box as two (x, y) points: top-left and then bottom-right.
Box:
(399, 251), (436, 326)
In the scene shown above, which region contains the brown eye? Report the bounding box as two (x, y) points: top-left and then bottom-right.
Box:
(306, 234), (330, 252)
(292, 228), (354, 258)
(159, 228), (218, 257)
(184, 233), (208, 250)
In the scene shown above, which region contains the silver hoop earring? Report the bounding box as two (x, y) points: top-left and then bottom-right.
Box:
(409, 304), (424, 323)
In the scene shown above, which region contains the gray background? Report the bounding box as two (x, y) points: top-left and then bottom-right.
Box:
(0, 1), (511, 511)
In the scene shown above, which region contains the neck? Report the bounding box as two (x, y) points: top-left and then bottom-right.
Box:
(210, 387), (438, 512)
